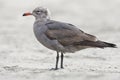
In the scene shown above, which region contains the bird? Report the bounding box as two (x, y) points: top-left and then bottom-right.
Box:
(23, 7), (117, 70)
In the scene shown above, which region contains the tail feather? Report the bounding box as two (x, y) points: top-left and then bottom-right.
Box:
(75, 40), (117, 48)
(101, 41), (117, 48)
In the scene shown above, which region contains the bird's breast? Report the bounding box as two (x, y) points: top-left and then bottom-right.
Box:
(33, 24), (61, 51)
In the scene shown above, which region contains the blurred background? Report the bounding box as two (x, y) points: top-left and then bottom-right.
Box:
(0, 0), (120, 80)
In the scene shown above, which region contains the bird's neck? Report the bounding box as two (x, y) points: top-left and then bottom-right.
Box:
(35, 15), (50, 22)
(35, 18), (48, 22)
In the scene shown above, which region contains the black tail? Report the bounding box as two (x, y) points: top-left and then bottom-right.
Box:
(100, 41), (117, 48)
(75, 40), (117, 48)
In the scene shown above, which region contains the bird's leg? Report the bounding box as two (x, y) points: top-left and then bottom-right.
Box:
(55, 51), (59, 70)
(60, 52), (64, 69)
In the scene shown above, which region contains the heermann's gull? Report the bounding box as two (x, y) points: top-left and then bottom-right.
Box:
(23, 7), (117, 70)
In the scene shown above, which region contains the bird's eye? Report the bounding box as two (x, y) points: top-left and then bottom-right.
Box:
(36, 11), (40, 12)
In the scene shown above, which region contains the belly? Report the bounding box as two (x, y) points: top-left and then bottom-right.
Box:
(35, 33), (56, 51)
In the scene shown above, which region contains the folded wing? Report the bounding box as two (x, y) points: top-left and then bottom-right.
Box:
(45, 20), (97, 46)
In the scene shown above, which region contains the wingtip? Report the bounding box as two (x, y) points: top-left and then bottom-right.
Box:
(109, 43), (117, 48)
(113, 45), (117, 48)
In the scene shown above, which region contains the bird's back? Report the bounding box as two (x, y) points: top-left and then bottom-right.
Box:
(44, 20), (98, 52)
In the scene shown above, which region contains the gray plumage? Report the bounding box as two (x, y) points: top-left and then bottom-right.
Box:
(23, 7), (117, 69)
(34, 19), (98, 53)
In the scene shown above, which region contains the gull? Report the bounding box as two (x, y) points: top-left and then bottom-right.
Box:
(23, 7), (117, 70)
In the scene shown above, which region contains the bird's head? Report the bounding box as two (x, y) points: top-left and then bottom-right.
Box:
(23, 7), (50, 20)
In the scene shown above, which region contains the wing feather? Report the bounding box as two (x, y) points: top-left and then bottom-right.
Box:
(45, 20), (97, 46)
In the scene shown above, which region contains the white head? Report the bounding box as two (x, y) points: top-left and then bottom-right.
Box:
(23, 7), (50, 20)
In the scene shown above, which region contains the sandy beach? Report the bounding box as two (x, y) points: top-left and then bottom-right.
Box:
(0, 0), (120, 80)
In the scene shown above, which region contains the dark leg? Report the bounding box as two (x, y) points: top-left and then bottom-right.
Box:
(55, 51), (59, 70)
(61, 52), (64, 69)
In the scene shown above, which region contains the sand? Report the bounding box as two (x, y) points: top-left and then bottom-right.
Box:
(0, 0), (120, 80)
